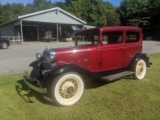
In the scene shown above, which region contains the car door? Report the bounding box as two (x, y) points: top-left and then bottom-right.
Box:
(100, 31), (126, 71)
(125, 31), (142, 66)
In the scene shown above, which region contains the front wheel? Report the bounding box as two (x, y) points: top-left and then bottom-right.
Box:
(51, 72), (84, 106)
(132, 59), (147, 80)
(0, 42), (8, 49)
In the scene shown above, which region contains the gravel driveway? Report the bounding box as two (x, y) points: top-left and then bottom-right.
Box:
(0, 40), (160, 76)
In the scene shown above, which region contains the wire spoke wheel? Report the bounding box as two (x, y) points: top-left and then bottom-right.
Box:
(51, 72), (84, 106)
(59, 78), (78, 99)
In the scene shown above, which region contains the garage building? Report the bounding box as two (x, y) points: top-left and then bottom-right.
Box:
(0, 7), (86, 42)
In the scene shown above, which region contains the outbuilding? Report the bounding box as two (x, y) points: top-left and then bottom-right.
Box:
(0, 7), (86, 42)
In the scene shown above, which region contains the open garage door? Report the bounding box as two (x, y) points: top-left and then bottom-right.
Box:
(23, 25), (38, 41)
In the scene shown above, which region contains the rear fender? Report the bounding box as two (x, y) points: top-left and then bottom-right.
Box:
(129, 53), (152, 68)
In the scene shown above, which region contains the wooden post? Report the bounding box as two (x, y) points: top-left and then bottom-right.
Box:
(56, 22), (59, 41)
(20, 20), (24, 43)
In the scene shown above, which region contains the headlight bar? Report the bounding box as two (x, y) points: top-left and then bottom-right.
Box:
(36, 53), (43, 61)
(43, 49), (56, 65)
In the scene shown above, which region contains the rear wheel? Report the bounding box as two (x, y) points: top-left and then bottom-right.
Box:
(0, 42), (8, 49)
(132, 59), (146, 80)
(51, 72), (84, 106)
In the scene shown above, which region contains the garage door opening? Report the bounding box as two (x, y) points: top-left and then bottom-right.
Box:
(23, 25), (38, 41)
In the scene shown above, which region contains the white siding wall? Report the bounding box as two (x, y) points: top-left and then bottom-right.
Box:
(22, 10), (83, 25)
(0, 23), (14, 36)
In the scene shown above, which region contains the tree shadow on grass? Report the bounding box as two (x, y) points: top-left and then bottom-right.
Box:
(15, 79), (53, 106)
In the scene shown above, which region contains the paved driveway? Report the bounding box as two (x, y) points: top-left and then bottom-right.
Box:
(0, 40), (160, 76)
(142, 40), (160, 54)
(0, 42), (74, 76)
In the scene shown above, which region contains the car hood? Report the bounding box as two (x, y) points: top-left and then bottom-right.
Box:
(47, 45), (98, 70)
(50, 45), (95, 54)
(52, 46), (77, 53)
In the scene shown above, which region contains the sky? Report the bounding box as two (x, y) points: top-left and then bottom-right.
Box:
(0, 0), (121, 6)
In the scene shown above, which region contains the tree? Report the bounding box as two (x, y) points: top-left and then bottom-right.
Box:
(118, 0), (160, 39)
(66, 0), (107, 26)
(22, 0), (56, 15)
(33, 0), (53, 11)
(0, 3), (24, 24)
(105, 2), (120, 26)
(118, 0), (149, 27)
(23, 3), (35, 14)
(53, 2), (66, 10)
(147, 0), (160, 39)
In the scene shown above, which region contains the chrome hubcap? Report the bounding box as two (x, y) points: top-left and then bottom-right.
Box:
(67, 86), (74, 94)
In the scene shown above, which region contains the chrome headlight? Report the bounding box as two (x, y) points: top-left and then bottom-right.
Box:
(36, 53), (43, 61)
(43, 49), (56, 65)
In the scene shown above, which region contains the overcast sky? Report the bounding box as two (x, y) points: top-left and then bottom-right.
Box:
(0, 0), (121, 6)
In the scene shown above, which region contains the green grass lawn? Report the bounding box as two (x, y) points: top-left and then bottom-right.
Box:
(0, 53), (160, 120)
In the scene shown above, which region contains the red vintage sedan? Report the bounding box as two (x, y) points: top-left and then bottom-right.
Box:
(24, 26), (152, 106)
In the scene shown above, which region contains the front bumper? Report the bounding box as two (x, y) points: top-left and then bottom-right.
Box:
(23, 71), (47, 94)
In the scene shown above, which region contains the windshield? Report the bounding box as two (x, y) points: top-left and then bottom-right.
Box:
(75, 29), (100, 46)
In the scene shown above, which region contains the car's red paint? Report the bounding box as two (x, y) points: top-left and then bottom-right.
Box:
(24, 26), (148, 106)
(54, 26), (142, 73)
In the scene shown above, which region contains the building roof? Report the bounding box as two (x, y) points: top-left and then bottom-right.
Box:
(18, 7), (86, 24)
(0, 7), (86, 27)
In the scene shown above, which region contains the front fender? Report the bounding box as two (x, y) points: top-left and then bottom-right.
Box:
(29, 61), (41, 79)
(50, 64), (90, 75)
(29, 61), (39, 67)
(44, 64), (92, 87)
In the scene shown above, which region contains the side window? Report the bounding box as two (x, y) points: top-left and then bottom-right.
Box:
(102, 32), (123, 44)
(126, 32), (140, 43)
(76, 30), (100, 46)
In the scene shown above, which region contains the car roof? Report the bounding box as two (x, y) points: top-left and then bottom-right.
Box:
(100, 26), (141, 31)
(76, 26), (141, 35)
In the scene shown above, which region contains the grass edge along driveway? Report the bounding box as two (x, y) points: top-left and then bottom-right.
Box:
(0, 53), (160, 120)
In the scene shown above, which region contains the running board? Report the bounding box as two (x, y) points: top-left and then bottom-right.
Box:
(101, 71), (134, 82)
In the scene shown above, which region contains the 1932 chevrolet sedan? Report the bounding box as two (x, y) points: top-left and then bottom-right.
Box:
(24, 26), (152, 106)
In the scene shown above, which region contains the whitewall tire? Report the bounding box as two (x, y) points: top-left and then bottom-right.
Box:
(133, 59), (147, 80)
(51, 72), (84, 106)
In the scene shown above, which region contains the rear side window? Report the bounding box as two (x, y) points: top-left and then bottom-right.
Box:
(102, 32), (123, 44)
(126, 32), (140, 43)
